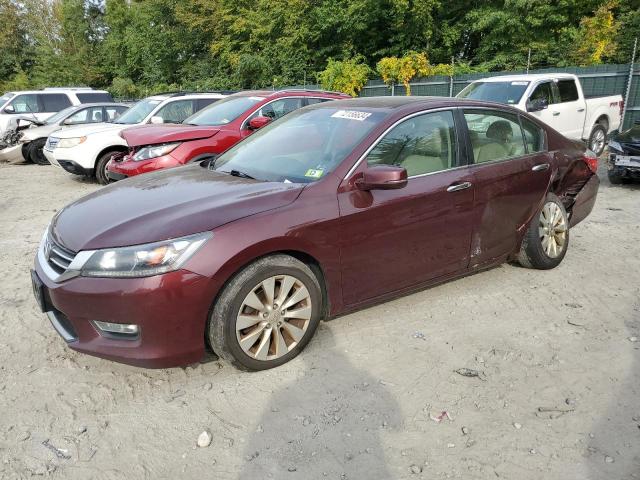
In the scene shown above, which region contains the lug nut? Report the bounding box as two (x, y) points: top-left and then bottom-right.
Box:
(262, 312), (269, 318)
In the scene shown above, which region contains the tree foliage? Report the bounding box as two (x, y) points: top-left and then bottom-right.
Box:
(318, 58), (370, 97)
(0, 0), (636, 95)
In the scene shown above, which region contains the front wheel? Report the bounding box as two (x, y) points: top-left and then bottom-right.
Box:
(95, 151), (116, 185)
(588, 124), (607, 157)
(607, 169), (624, 185)
(29, 138), (50, 165)
(208, 255), (322, 371)
(518, 193), (569, 270)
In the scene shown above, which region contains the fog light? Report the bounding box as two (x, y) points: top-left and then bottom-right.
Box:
(93, 321), (139, 337)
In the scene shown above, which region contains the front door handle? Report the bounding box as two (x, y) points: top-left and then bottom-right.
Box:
(552, 111), (560, 116)
(532, 163), (550, 172)
(446, 181), (472, 192)
(577, 108), (585, 112)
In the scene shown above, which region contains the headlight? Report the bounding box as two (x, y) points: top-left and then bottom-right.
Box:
(80, 232), (211, 278)
(607, 140), (623, 153)
(133, 143), (180, 161)
(57, 136), (87, 148)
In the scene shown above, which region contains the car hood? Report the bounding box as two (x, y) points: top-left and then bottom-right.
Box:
(21, 124), (59, 141)
(613, 125), (640, 145)
(120, 124), (221, 147)
(52, 123), (129, 139)
(51, 165), (304, 252)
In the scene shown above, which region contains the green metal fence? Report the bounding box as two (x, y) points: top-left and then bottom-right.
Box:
(358, 63), (640, 130)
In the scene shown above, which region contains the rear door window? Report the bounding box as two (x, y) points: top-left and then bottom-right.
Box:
(76, 92), (114, 103)
(66, 106), (105, 124)
(366, 110), (457, 176)
(195, 98), (219, 111)
(556, 80), (579, 102)
(463, 110), (527, 163)
(8, 94), (40, 113)
(40, 94), (72, 112)
(154, 99), (195, 123)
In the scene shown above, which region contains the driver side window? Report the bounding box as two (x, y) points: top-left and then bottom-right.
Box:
(252, 98), (304, 121)
(529, 82), (554, 105)
(365, 110), (457, 177)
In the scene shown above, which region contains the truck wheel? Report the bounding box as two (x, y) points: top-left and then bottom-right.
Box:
(607, 169), (624, 185)
(208, 254), (323, 371)
(588, 124), (607, 156)
(518, 193), (569, 270)
(95, 151), (117, 185)
(28, 138), (50, 165)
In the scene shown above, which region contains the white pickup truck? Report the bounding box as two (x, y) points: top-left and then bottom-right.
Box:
(457, 73), (623, 155)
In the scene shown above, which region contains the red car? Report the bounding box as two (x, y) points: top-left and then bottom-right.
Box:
(32, 97), (598, 370)
(107, 89), (350, 180)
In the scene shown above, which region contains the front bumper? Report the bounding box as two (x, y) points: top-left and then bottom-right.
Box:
(107, 153), (182, 180)
(33, 258), (216, 368)
(608, 153), (640, 177)
(0, 144), (26, 164)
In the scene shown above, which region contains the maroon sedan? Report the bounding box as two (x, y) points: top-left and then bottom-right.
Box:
(31, 97), (599, 370)
(107, 89), (349, 180)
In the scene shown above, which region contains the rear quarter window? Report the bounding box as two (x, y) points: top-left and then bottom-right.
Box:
(76, 92), (114, 103)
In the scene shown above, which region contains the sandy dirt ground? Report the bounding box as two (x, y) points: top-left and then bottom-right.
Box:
(0, 161), (638, 480)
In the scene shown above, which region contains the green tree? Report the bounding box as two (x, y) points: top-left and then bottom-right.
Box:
(318, 57), (370, 97)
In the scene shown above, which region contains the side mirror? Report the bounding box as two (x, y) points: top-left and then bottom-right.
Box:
(150, 116), (164, 124)
(3, 105), (15, 114)
(527, 98), (548, 112)
(248, 116), (271, 130)
(355, 165), (408, 191)
(199, 155), (218, 168)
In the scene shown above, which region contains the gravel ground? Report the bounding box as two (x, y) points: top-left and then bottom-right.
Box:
(0, 162), (638, 480)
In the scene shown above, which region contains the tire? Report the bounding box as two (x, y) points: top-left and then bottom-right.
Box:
(607, 169), (624, 185)
(588, 124), (607, 157)
(28, 138), (50, 165)
(95, 151), (117, 185)
(208, 254), (323, 371)
(518, 193), (569, 270)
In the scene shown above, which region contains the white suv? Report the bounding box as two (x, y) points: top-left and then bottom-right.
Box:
(44, 92), (228, 184)
(0, 88), (113, 136)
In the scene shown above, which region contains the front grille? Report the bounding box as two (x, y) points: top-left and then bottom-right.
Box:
(44, 235), (77, 275)
(46, 137), (59, 150)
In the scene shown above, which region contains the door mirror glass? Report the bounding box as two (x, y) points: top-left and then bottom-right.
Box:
(527, 98), (548, 112)
(150, 116), (164, 124)
(248, 115), (271, 130)
(355, 165), (408, 191)
(3, 105), (14, 114)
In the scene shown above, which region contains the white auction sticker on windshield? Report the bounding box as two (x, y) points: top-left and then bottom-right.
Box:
(331, 110), (372, 121)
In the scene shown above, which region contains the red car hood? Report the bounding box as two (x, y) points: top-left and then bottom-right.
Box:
(51, 165), (304, 251)
(120, 124), (221, 147)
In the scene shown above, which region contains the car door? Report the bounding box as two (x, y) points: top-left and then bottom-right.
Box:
(526, 81), (558, 130)
(463, 109), (551, 267)
(551, 78), (586, 140)
(338, 109), (475, 305)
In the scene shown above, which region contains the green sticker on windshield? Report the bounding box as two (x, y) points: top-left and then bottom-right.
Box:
(305, 168), (324, 179)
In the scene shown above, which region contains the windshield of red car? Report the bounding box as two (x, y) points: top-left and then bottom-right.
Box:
(184, 96), (265, 126)
(214, 107), (386, 183)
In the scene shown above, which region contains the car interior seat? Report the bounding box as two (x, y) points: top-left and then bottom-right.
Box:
(400, 122), (451, 176)
(92, 110), (103, 122)
(476, 120), (513, 163)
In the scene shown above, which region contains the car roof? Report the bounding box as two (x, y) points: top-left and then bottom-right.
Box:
(68, 102), (129, 108)
(230, 89), (351, 99)
(146, 92), (232, 101)
(2, 89), (110, 95)
(474, 73), (576, 83)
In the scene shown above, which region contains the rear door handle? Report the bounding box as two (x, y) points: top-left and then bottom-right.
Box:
(446, 181), (472, 192)
(532, 163), (550, 172)
(552, 111), (560, 116)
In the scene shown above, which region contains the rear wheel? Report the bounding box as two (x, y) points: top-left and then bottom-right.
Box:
(518, 193), (569, 270)
(208, 255), (322, 371)
(95, 151), (117, 185)
(588, 124), (607, 156)
(28, 138), (50, 165)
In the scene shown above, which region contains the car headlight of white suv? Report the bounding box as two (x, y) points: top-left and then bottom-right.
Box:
(57, 136), (87, 148)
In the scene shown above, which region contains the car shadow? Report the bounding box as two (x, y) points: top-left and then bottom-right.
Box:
(237, 325), (401, 479)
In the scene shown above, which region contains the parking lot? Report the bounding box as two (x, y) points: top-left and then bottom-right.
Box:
(0, 162), (638, 479)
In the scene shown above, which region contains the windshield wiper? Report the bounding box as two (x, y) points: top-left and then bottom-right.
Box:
(225, 169), (256, 180)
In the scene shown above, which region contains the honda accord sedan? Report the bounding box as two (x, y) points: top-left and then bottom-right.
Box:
(31, 97), (599, 370)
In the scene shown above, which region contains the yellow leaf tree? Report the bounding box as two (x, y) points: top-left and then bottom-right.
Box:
(377, 51), (431, 95)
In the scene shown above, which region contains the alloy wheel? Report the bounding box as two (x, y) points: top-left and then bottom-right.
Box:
(538, 202), (567, 258)
(590, 129), (605, 154)
(235, 275), (312, 361)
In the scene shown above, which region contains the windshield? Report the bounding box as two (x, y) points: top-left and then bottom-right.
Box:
(45, 106), (77, 124)
(114, 98), (162, 124)
(0, 93), (14, 106)
(214, 107), (386, 183)
(185, 96), (264, 126)
(457, 81), (530, 105)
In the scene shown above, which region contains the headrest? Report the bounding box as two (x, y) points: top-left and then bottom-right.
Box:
(486, 120), (513, 143)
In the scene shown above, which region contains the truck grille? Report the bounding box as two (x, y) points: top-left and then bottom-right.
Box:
(43, 235), (77, 275)
(46, 137), (59, 150)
